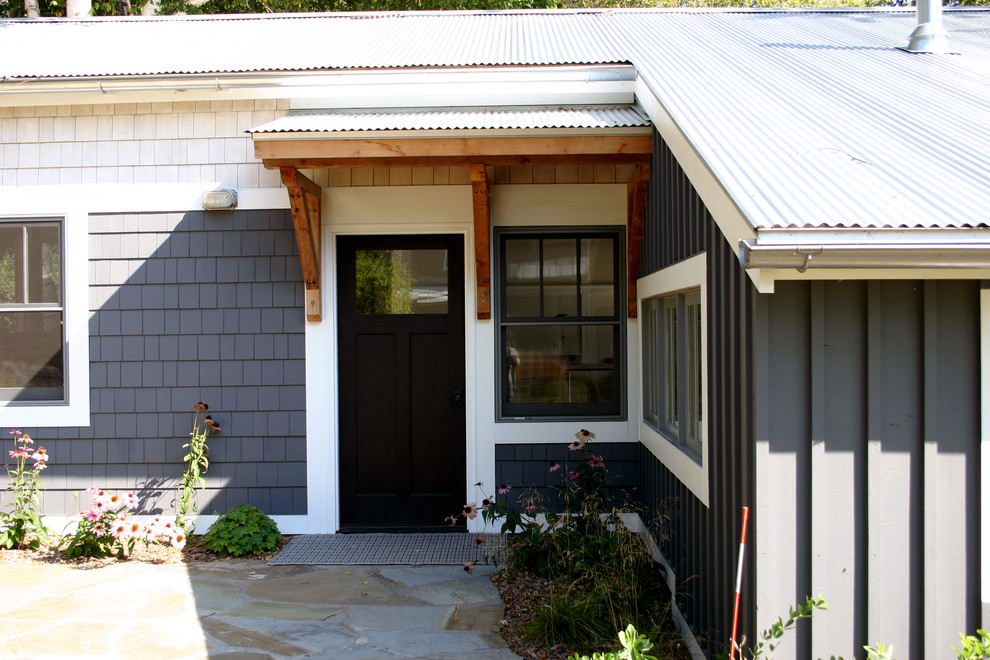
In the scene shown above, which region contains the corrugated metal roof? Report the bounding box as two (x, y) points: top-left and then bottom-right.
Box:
(0, 12), (626, 78)
(1, 10), (989, 231)
(607, 10), (990, 230)
(249, 105), (650, 133)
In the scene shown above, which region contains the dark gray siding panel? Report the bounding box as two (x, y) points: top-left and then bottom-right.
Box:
(756, 279), (980, 659)
(22, 210), (306, 517)
(495, 442), (641, 511)
(639, 130), (757, 657)
(641, 131), (709, 275)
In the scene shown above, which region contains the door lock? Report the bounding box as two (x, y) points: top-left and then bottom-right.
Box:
(452, 390), (464, 407)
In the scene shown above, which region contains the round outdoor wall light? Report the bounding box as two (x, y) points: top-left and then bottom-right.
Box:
(201, 189), (238, 210)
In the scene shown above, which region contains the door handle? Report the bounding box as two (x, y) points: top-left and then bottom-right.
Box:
(452, 390), (464, 407)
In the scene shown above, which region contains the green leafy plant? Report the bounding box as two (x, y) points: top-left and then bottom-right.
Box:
(451, 430), (677, 654)
(202, 504), (281, 556)
(0, 430), (51, 550)
(953, 630), (990, 660)
(175, 402), (221, 533)
(568, 624), (659, 660)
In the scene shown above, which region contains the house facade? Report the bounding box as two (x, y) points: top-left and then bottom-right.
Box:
(1, 9), (988, 659)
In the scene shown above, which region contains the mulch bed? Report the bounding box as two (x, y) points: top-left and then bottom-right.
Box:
(0, 535), (290, 568)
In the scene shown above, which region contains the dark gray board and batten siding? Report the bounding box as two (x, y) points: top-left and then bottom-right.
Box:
(19, 210), (307, 518)
(756, 279), (981, 659)
(638, 132), (758, 656)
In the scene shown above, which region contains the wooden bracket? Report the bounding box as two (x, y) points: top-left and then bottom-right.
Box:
(627, 163), (649, 319)
(471, 164), (491, 320)
(281, 166), (323, 322)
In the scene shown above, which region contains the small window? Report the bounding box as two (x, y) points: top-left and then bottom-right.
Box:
(497, 228), (623, 419)
(0, 220), (65, 403)
(644, 288), (702, 460)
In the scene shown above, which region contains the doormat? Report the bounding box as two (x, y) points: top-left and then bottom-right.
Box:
(267, 533), (507, 566)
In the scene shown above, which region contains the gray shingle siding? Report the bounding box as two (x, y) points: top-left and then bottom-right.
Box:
(18, 209), (306, 517)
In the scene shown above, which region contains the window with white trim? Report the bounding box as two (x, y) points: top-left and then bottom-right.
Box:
(0, 219), (65, 403)
(643, 288), (703, 461)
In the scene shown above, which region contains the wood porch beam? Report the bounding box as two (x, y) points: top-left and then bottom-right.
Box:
(255, 134), (652, 167)
(280, 166), (323, 322)
(470, 164), (491, 320)
(627, 163), (649, 319)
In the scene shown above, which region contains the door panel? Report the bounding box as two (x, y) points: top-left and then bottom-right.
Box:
(338, 234), (465, 529)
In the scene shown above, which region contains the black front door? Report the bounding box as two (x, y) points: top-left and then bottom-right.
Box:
(337, 234), (466, 528)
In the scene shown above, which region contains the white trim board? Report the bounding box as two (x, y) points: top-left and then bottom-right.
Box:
(635, 252), (709, 507)
(0, 185), (289, 215)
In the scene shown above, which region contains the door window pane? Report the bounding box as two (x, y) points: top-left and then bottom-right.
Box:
(355, 248), (448, 314)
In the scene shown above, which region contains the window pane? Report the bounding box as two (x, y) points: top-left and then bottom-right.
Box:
(355, 249), (448, 314)
(663, 298), (678, 432)
(29, 225), (61, 305)
(506, 324), (615, 404)
(580, 237), (614, 316)
(685, 295), (702, 455)
(504, 239), (540, 318)
(0, 224), (24, 304)
(0, 311), (64, 401)
(642, 298), (659, 428)
(542, 238), (577, 317)
(0, 223), (61, 305)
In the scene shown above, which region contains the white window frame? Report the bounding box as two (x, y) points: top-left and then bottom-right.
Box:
(0, 209), (89, 427)
(638, 252), (708, 507)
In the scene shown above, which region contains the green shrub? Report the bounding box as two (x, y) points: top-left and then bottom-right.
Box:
(202, 504), (281, 556)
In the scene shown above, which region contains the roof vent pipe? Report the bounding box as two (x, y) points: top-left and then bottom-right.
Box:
(902, 0), (951, 53)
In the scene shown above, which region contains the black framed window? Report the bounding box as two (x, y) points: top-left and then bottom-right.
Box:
(0, 219), (65, 402)
(497, 227), (623, 419)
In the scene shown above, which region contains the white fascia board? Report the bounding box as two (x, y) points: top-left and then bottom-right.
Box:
(632, 75), (758, 278)
(0, 65), (636, 109)
(741, 241), (990, 270)
(754, 227), (990, 245)
(747, 267), (990, 295)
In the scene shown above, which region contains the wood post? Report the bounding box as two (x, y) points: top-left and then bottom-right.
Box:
(280, 166), (323, 322)
(627, 162), (649, 319)
(471, 164), (491, 320)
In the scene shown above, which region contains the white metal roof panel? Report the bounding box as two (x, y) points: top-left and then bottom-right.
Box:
(249, 105), (650, 133)
(607, 9), (990, 230)
(0, 12), (626, 78)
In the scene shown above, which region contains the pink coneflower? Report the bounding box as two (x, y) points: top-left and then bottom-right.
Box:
(194, 402), (208, 412)
(31, 447), (47, 462)
(497, 484), (511, 495)
(171, 533), (186, 550)
(123, 492), (138, 509)
(549, 461), (560, 472)
(444, 516), (458, 527)
(83, 509), (100, 522)
(111, 521), (129, 539)
(108, 493), (122, 508)
(463, 561), (474, 574)
(34, 462), (47, 471)
(524, 503), (537, 512)
(462, 503), (479, 520)
(474, 535), (486, 545)
(20, 434), (33, 444)
(128, 522), (142, 536)
(568, 439), (585, 451)
(569, 470), (580, 480)
(8, 430), (20, 435)
(588, 455), (605, 469)
(575, 429), (596, 441)
(9, 449), (28, 458)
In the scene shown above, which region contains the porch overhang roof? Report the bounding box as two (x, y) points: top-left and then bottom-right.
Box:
(249, 106), (653, 168)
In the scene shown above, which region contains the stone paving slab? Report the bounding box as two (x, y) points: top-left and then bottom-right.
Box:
(0, 559), (516, 659)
